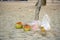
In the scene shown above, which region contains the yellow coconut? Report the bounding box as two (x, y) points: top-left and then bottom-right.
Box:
(23, 24), (31, 31)
(15, 22), (23, 29)
(40, 26), (46, 36)
(40, 27), (46, 32)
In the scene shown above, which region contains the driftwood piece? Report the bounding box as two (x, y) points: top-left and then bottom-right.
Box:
(35, 0), (41, 20)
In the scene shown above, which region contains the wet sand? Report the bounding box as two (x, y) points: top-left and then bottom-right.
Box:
(0, 2), (60, 40)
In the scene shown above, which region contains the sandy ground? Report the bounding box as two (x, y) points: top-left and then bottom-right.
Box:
(0, 2), (60, 40)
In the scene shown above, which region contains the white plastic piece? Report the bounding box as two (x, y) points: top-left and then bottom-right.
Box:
(41, 14), (51, 31)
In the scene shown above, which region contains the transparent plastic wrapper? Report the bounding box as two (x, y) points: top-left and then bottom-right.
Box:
(28, 14), (51, 32)
(29, 20), (41, 31)
(41, 14), (51, 31)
